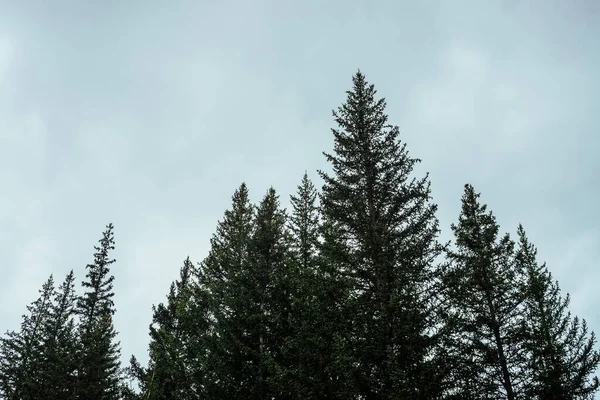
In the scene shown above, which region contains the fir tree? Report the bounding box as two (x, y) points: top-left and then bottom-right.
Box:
(284, 172), (329, 398)
(74, 223), (122, 400)
(247, 187), (294, 399)
(199, 184), (296, 398)
(0, 275), (55, 399)
(312, 216), (356, 399)
(137, 257), (201, 400)
(185, 262), (214, 398)
(318, 70), (446, 398)
(289, 172), (320, 275)
(39, 270), (79, 399)
(200, 183), (255, 398)
(124, 356), (146, 400)
(516, 225), (600, 399)
(441, 184), (525, 399)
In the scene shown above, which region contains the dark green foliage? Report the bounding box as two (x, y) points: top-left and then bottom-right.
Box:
(200, 183), (255, 397)
(311, 216), (356, 399)
(283, 172), (335, 398)
(39, 270), (79, 399)
(74, 223), (122, 400)
(440, 188), (600, 400)
(0, 276), (55, 399)
(289, 172), (320, 274)
(184, 267), (213, 398)
(318, 70), (446, 398)
(2, 71), (598, 400)
(136, 257), (204, 400)
(516, 225), (600, 399)
(246, 187), (294, 398)
(196, 184), (296, 399)
(124, 356), (146, 400)
(441, 185), (526, 399)
(0, 272), (80, 400)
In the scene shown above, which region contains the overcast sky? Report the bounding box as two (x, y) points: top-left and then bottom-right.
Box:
(0, 0), (598, 385)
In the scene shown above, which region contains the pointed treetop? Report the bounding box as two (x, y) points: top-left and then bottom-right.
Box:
(291, 172), (317, 205)
(459, 183), (488, 215)
(255, 187), (284, 227)
(352, 69), (366, 88)
(181, 256), (193, 283)
(225, 183), (251, 218)
(453, 184), (502, 248)
(234, 182), (249, 200)
(515, 224), (539, 264)
(79, 223), (117, 320)
(290, 172), (318, 230)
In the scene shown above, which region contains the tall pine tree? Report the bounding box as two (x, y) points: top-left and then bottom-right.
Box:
(39, 270), (79, 399)
(318, 71), (446, 398)
(200, 183), (256, 398)
(74, 223), (122, 400)
(284, 172), (329, 398)
(199, 184), (296, 398)
(134, 257), (203, 400)
(441, 184), (525, 399)
(0, 275), (55, 399)
(516, 225), (600, 399)
(246, 187), (293, 399)
(289, 172), (320, 276)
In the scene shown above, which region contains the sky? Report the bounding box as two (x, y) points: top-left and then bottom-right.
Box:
(0, 0), (599, 388)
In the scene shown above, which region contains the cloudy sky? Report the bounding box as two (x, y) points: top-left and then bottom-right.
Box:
(0, 0), (598, 383)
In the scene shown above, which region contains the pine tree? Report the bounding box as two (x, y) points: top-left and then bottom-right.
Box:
(124, 356), (146, 400)
(247, 187), (294, 399)
(284, 172), (329, 398)
(516, 225), (600, 399)
(441, 184), (525, 399)
(318, 70), (446, 398)
(128, 255), (212, 399)
(289, 172), (320, 275)
(198, 184), (297, 398)
(184, 262), (214, 398)
(39, 270), (79, 399)
(200, 183), (255, 397)
(0, 275), (55, 399)
(74, 223), (122, 400)
(137, 257), (201, 400)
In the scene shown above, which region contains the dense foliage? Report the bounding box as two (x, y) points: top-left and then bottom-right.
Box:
(1, 72), (597, 400)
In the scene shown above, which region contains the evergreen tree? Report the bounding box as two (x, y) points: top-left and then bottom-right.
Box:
(318, 70), (446, 398)
(184, 263), (214, 398)
(284, 172), (329, 398)
(516, 225), (600, 399)
(246, 187), (294, 399)
(0, 275), (55, 399)
(124, 356), (146, 400)
(39, 270), (79, 400)
(199, 184), (295, 398)
(200, 183), (255, 397)
(441, 184), (525, 399)
(312, 216), (356, 399)
(137, 257), (202, 400)
(74, 223), (122, 400)
(289, 172), (320, 275)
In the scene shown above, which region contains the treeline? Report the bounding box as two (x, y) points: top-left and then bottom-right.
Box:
(0, 225), (125, 399)
(1, 71), (599, 400)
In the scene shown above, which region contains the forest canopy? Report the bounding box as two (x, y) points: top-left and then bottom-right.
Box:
(1, 72), (598, 400)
